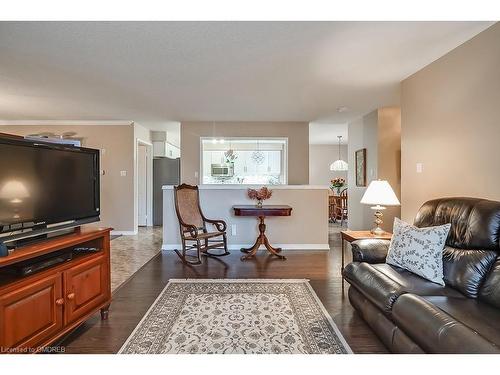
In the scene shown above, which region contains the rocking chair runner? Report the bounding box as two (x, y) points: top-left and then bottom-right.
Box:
(173, 184), (230, 264)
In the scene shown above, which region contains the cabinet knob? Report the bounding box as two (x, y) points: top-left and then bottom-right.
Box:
(67, 293), (75, 300)
(55, 298), (64, 306)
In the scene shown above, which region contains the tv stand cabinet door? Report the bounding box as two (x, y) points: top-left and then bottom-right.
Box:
(0, 273), (63, 351)
(63, 256), (110, 325)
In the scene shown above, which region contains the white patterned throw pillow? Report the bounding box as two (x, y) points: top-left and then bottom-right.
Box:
(386, 217), (451, 285)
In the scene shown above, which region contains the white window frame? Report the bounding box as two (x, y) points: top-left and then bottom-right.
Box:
(199, 136), (288, 185)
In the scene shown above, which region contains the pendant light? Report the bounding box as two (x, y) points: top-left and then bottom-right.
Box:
(330, 136), (348, 171)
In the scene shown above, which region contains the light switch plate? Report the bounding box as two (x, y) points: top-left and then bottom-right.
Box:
(120, 170), (127, 177)
(231, 224), (237, 236)
(416, 163), (423, 173)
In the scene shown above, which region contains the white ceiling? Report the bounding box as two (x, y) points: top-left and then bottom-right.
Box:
(0, 21), (493, 126)
(309, 123), (348, 145)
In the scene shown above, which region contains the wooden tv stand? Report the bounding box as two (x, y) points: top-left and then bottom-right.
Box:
(0, 227), (112, 353)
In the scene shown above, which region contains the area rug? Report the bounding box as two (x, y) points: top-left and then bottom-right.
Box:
(119, 279), (352, 354)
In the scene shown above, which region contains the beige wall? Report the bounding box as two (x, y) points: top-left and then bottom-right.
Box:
(377, 107), (401, 229)
(163, 187), (329, 249)
(309, 144), (348, 188)
(347, 110), (378, 230)
(0, 125), (135, 232)
(347, 108), (401, 231)
(180, 121), (309, 185)
(401, 23), (500, 222)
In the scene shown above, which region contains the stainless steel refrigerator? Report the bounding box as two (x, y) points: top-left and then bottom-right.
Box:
(153, 157), (180, 226)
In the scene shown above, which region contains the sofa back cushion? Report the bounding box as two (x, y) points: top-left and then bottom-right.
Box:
(414, 197), (500, 250)
(479, 259), (500, 308)
(442, 247), (497, 298)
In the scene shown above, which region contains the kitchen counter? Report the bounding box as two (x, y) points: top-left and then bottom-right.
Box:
(162, 185), (329, 251)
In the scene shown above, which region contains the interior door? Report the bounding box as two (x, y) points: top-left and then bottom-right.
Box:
(138, 143), (148, 226)
(63, 256), (109, 325)
(0, 273), (63, 350)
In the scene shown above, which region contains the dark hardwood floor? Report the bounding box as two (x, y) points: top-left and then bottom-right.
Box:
(60, 226), (388, 354)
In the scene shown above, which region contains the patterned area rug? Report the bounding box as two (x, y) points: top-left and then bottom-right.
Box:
(119, 279), (352, 354)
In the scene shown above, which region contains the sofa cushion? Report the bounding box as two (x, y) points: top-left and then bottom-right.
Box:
(370, 264), (465, 298)
(422, 295), (500, 347)
(479, 258), (500, 309)
(386, 218), (450, 285)
(343, 263), (464, 315)
(392, 294), (500, 353)
(442, 247), (497, 298)
(414, 197), (500, 251)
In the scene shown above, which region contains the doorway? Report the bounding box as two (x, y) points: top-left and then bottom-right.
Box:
(137, 142), (151, 227)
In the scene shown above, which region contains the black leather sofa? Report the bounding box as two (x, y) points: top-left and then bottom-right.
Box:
(343, 197), (500, 353)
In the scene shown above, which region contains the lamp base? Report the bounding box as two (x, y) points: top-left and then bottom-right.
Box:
(370, 226), (386, 236)
(370, 206), (386, 236)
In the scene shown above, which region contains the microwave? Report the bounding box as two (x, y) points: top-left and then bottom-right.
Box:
(211, 163), (234, 177)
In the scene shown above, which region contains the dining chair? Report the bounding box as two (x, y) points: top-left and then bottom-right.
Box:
(333, 188), (348, 226)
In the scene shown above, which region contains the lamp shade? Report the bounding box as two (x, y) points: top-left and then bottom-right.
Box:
(360, 180), (400, 206)
(330, 159), (348, 171)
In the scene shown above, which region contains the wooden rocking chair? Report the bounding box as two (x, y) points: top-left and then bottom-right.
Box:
(174, 184), (230, 265)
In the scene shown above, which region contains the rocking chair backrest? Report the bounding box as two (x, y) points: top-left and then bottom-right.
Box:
(174, 184), (204, 229)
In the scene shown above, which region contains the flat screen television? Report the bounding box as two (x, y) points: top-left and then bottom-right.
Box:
(0, 136), (100, 243)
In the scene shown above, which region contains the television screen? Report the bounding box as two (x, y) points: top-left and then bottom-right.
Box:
(0, 137), (100, 233)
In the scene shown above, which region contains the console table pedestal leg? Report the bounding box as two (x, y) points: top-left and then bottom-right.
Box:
(241, 216), (286, 260)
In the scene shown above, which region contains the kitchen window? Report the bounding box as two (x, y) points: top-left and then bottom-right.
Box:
(200, 137), (288, 185)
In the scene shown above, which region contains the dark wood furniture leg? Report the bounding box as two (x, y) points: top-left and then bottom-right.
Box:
(241, 216), (286, 260)
(100, 304), (110, 320)
(341, 235), (345, 295)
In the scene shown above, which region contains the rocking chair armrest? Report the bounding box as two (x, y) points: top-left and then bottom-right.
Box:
(182, 224), (199, 238)
(205, 219), (227, 232)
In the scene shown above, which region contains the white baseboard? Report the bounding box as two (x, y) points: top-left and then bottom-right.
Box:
(161, 243), (330, 251)
(111, 230), (138, 236)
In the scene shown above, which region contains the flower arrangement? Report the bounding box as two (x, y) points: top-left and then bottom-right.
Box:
(330, 177), (346, 195)
(247, 187), (273, 208)
(224, 149), (238, 164)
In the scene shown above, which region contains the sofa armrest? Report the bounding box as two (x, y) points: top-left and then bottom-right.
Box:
(351, 239), (390, 264)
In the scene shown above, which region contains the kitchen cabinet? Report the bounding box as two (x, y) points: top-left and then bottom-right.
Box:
(153, 141), (180, 159)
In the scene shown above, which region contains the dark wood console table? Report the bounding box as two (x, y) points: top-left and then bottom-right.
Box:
(233, 205), (292, 261)
(0, 227), (112, 353)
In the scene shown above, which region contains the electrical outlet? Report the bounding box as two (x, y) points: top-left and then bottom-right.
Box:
(120, 170), (127, 177)
(231, 224), (237, 236)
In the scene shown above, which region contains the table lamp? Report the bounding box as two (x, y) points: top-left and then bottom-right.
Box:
(360, 180), (400, 235)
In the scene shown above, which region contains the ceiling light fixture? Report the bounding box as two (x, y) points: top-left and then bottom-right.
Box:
(330, 136), (348, 171)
